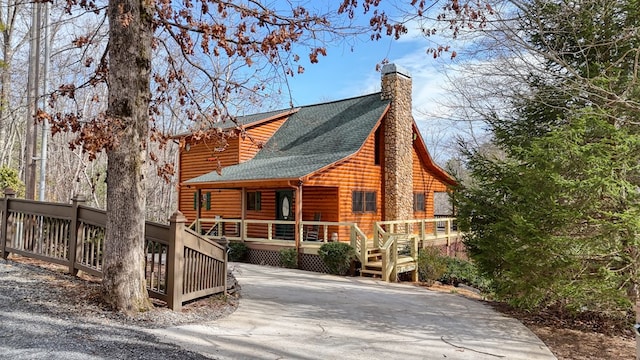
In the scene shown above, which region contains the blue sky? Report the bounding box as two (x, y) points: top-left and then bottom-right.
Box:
(286, 28), (453, 105)
(284, 30), (462, 164)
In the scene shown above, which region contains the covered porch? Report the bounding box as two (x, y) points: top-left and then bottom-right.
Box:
(187, 178), (462, 280)
(186, 179), (348, 257)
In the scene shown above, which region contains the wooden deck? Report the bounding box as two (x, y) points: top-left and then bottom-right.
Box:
(191, 217), (461, 282)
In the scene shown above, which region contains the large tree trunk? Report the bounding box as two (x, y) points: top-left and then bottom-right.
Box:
(102, 0), (153, 312)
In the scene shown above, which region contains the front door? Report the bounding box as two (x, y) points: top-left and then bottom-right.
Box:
(275, 190), (294, 240)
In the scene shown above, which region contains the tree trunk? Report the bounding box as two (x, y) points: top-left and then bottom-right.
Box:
(0, 29), (12, 164)
(102, 0), (153, 312)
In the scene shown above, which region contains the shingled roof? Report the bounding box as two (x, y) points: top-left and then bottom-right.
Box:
(186, 92), (390, 184)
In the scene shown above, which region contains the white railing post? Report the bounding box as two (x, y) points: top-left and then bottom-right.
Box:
(350, 226), (358, 263)
(391, 237), (398, 282)
(373, 225), (379, 249)
(411, 235), (418, 282)
(381, 246), (389, 281)
(445, 218), (451, 257)
(242, 220), (247, 242)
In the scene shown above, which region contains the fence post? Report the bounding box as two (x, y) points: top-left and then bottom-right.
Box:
(68, 195), (86, 275)
(1, 188), (16, 260)
(167, 211), (186, 311)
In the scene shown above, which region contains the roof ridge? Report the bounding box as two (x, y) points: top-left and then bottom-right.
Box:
(235, 107), (295, 119)
(299, 92), (382, 109)
(233, 92), (382, 120)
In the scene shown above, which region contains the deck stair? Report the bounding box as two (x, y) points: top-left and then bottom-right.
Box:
(360, 247), (384, 277)
(359, 234), (419, 281)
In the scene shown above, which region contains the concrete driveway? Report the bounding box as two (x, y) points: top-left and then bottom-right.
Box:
(150, 263), (556, 360)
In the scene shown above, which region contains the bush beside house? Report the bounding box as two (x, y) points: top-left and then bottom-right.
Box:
(318, 242), (356, 275)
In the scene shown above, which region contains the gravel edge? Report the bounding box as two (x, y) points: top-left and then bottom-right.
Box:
(0, 256), (239, 359)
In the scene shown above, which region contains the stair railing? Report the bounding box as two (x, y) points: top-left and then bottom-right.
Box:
(350, 224), (368, 265)
(380, 234), (399, 282)
(380, 233), (419, 282)
(373, 222), (386, 249)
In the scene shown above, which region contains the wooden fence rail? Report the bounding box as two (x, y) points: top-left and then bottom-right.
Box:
(0, 189), (226, 311)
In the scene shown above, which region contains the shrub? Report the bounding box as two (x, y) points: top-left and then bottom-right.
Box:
(0, 166), (25, 198)
(318, 242), (356, 275)
(279, 248), (298, 268)
(416, 247), (447, 285)
(439, 257), (491, 291)
(228, 242), (248, 262)
(439, 257), (473, 286)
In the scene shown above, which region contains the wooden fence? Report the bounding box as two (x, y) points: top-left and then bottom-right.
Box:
(0, 189), (227, 311)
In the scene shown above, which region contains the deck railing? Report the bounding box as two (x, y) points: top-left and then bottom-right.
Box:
(186, 216), (461, 283)
(380, 233), (419, 282)
(189, 218), (360, 247)
(368, 218), (462, 282)
(0, 190), (226, 311)
(350, 225), (368, 265)
(374, 217), (461, 256)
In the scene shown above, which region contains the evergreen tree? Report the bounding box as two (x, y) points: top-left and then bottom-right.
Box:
(457, 0), (640, 318)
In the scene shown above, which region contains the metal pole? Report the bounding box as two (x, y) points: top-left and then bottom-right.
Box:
(24, 1), (41, 200)
(38, 1), (50, 202)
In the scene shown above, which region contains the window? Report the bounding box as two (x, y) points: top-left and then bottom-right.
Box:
(414, 193), (425, 212)
(365, 192), (376, 212)
(193, 191), (211, 210)
(352, 191), (376, 213)
(246, 191), (261, 211)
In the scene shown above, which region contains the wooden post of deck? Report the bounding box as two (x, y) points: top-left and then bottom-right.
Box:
(295, 182), (302, 268)
(68, 194), (86, 275)
(167, 211), (186, 311)
(445, 218), (451, 257)
(1, 188), (16, 260)
(241, 187), (246, 241)
(195, 189), (202, 234)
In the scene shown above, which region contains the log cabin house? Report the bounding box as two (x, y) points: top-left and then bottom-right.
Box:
(176, 64), (457, 278)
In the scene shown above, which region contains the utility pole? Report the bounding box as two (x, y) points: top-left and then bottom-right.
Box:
(24, 1), (42, 200)
(23, 2), (42, 200)
(39, 1), (50, 202)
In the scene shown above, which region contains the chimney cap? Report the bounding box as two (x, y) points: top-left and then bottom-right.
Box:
(381, 63), (411, 79)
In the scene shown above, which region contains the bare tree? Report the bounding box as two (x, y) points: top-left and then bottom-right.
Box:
(37, 0), (491, 312)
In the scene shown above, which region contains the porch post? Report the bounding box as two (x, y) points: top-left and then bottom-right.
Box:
(241, 187), (246, 241)
(295, 182), (302, 268)
(195, 188), (202, 234)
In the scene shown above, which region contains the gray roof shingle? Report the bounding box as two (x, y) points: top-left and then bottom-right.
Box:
(186, 92), (389, 184)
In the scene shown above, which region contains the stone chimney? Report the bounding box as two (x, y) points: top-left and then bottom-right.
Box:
(381, 64), (414, 221)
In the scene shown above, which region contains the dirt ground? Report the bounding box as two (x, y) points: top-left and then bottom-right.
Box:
(427, 283), (635, 360)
